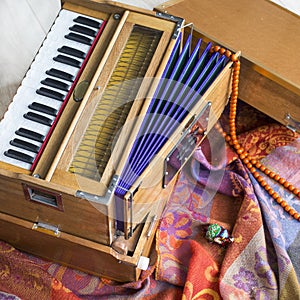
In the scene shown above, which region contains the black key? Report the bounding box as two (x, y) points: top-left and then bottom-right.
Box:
(41, 78), (69, 92)
(58, 46), (86, 59)
(36, 87), (65, 101)
(69, 25), (97, 37)
(65, 32), (92, 46)
(10, 138), (39, 153)
(29, 102), (58, 117)
(46, 68), (74, 82)
(16, 128), (44, 143)
(53, 54), (81, 68)
(4, 149), (34, 164)
(73, 16), (101, 29)
(24, 112), (53, 126)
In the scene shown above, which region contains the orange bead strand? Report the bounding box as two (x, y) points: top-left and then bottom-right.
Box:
(211, 46), (300, 221)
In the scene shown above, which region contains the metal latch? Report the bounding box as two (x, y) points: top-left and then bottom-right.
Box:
(285, 113), (300, 133)
(163, 102), (211, 187)
(32, 222), (60, 237)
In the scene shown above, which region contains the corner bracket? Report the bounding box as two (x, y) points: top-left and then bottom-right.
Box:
(156, 11), (184, 39)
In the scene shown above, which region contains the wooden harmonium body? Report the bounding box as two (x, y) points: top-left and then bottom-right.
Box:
(157, 0), (300, 133)
(0, 0), (234, 281)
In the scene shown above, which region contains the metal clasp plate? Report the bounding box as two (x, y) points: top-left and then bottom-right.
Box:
(32, 222), (60, 237)
(163, 102), (211, 187)
(285, 113), (300, 133)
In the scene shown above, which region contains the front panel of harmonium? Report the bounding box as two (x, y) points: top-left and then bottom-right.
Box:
(0, 0), (235, 257)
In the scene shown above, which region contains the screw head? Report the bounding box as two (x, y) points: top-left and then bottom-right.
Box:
(113, 13), (121, 20)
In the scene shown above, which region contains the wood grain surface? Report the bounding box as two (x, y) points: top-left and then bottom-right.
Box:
(0, 0), (297, 118)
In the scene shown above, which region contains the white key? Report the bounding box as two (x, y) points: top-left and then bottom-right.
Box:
(0, 9), (104, 169)
(0, 93), (51, 169)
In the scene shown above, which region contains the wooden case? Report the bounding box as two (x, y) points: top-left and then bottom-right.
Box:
(0, 0), (234, 281)
(156, 0), (300, 133)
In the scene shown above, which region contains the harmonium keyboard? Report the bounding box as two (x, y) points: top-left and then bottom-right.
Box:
(0, 0), (236, 281)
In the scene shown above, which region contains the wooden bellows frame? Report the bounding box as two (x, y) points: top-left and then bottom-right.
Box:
(156, 0), (300, 133)
(0, 0), (235, 281)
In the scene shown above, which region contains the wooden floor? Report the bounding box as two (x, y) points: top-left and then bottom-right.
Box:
(0, 0), (299, 117)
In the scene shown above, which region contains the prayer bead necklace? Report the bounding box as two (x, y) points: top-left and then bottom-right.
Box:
(210, 45), (300, 221)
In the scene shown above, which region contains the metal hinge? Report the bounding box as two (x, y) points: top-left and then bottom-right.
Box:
(146, 215), (157, 238)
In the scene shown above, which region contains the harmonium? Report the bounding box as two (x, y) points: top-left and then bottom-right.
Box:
(0, 0), (235, 281)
